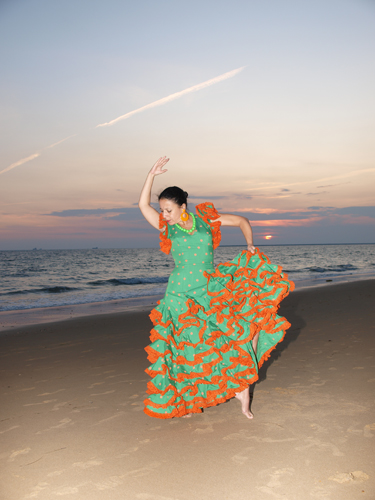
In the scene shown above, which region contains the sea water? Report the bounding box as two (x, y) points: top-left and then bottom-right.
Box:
(1, 244), (374, 312)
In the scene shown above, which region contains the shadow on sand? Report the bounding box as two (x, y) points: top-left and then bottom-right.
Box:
(251, 291), (307, 404)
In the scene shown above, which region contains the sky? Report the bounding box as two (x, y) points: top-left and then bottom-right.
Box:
(1, 0), (374, 250)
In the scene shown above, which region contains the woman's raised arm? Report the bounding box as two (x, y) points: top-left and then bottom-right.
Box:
(218, 213), (255, 253)
(138, 157), (169, 230)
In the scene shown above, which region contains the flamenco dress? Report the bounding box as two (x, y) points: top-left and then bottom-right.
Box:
(144, 203), (294, 419)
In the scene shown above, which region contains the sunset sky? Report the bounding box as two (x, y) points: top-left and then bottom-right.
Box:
(1, 0), (374, 250)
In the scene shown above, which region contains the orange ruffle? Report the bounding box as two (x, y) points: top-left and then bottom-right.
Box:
(195, 202), (221, 250)
(205, 250), (294, 369)
(159, 214), (172, 255)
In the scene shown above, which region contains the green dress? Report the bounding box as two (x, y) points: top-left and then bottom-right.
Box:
(144, 202), (294, 419)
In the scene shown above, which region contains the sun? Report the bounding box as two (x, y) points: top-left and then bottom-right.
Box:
(265, 235), (273, 240)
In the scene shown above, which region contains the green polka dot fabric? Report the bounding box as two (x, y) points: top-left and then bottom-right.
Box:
(144, 203), (294, 418)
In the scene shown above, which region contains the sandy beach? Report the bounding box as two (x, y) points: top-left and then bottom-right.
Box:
(1, 280), (374, 500)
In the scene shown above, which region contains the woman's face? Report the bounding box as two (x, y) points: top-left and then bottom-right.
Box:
(159, 198), (186, 225)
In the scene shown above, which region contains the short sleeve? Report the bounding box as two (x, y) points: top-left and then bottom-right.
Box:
(195, 202), (221, 250)
(159, 214), (172, 254)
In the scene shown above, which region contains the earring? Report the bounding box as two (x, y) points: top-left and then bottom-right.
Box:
(180, 209), (189, 222)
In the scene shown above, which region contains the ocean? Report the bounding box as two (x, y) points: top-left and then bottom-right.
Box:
(1, 244), (374, 313)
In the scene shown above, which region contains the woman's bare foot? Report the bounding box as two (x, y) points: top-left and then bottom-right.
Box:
(182, 413), (192, 418)
(235, 387), (253, 419)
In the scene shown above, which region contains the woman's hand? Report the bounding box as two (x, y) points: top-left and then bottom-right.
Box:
(247, 244), (256, 254)
(150, 156), (169, 176)
(139, 156), (170, 230)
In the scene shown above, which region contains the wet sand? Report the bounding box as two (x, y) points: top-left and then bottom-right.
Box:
(0, 280), (374, 500)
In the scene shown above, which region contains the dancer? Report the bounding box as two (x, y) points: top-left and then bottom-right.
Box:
(139, 157), (294, 419)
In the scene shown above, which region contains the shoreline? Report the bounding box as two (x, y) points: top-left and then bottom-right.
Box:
(0, 294), (164, 333)
(1, 275), (374, 332)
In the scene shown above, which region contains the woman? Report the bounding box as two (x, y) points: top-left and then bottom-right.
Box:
(139, 157), (294, 419)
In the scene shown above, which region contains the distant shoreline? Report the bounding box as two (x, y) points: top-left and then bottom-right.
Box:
(1, 242), (375, 251)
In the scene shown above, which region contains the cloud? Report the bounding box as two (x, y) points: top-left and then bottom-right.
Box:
(227, 206), (375, 224)
(336, 206), (375, 218)
(188, 195), (229, 200)
(96, 66), (245, 128)
(232, 210), (326, 221)
(308, 206), (334, 210)
(251, 218), (321, 227)
(44, 207), (130, 217)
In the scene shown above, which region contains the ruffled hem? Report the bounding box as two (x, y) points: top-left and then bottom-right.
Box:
(144, 248), (294, 419)
(159, 214), (172, 255)
(195, 202), (221, 250)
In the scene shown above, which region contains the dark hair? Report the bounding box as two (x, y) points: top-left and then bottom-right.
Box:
(158, 186), (188, 207)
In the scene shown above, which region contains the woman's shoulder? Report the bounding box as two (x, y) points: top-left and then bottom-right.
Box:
(195, 202), (220, 221)
(195, 202), (221, 249)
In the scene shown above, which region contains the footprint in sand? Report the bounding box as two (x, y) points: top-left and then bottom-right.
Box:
(24, 399), (58, 407)
(37, 418), (73, 434)
(47, 470), (65, 477)
(117, 461), (161, 479)
(193, 426), (214, 434)
(8, 447), (31, 462)
(119, 446), (139, 456)
(52, 401), (69, 411)
(257, 467), (295, 497)
(136, 494), (180, 500)
(0, 425), (20, 435)
(223, 429), (296, 444)
(88, 382), (105, 389)
(295, 437), (343, 456)
(309, 485), (332, 498)
(51, 486), (80, 495)
(94, 477), (124, 491)
(329, 471), (369, 483)
(231, 447), (254, 465)
(92, 412), (125, 426)
(105, 373), (123, 380)
(37, 389), (66, 396)
(72, 460), (103, 469)
(24, 481), (49, 498)
(231, 454), (248, 465)
(90, 390), (115, 396)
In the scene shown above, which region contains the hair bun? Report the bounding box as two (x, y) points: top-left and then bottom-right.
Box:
(158, 186), (188, 207)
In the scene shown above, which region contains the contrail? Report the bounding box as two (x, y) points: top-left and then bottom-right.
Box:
(0, 68), (245, 174)
(0, 153), (40, 175)
(45, 134), (77, 149)
(96, 66), (246, 128)
(245, 167), (375, 192)
(0, 134), (77, 175)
